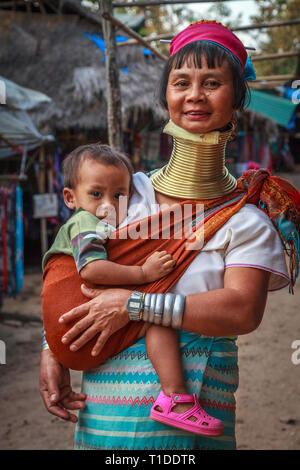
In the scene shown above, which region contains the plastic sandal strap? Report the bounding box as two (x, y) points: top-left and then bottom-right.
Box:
(170, 393), (195, 403)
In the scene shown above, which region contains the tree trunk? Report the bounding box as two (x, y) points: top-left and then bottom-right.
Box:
(100, 0), (123, 152)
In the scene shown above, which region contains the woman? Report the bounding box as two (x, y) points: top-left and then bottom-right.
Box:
(40, 21), (299, 450)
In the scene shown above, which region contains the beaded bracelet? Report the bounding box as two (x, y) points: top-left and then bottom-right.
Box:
(142, 292), (185, 329)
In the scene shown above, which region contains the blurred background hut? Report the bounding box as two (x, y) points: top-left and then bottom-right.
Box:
(0, 2), (171, 279)
(0, 3), (169, 167)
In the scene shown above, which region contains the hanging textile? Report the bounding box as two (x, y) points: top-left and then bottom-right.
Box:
(271, 136), (296, 172)
(0, 189), (3, 308)
(6, 187), (16, 296)
(234, 128), (275, 176)
(0, 183), (24, 306)
(15, 185), (24, 294)
(46, 152), (71, 226)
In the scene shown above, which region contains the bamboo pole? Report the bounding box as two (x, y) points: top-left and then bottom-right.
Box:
(100, 0), (123, 152)
(233, 18), (300, 32)
(117, 32), (172, 47)
(102, 11), (168, 61)
(249, 82), (290, 89)
(253, 74), (296, 82)
(117, 19), (300, 47)
(113, 0), (249, 6)
(251, 51), (300, 62)
(0, 0), (247, 7)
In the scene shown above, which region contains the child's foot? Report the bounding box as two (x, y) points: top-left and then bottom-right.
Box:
(150, 390), (224, 437)
(154, 397), (196, 420)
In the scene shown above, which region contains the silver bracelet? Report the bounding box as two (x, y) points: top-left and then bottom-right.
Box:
(162, 293), (176, 327)
(141, 292), (185, 330)
(142, 293), (151, 322)
(171, 294), (185, 330)
(154, 293), (165, 325)
(148, 293), (157, 324)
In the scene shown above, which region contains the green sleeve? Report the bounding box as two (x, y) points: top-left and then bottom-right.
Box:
(68, 210), (111, 273)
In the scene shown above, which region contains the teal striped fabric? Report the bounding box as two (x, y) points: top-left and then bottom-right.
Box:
(74, 331), (238, 450)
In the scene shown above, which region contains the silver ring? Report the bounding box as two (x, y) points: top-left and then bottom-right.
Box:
(148, 294), (157, 324)
(171, 294), (185, 330)
(162, 293), (175, 327)
(142, 293), (151, 322)
(154, 294), (165, 325)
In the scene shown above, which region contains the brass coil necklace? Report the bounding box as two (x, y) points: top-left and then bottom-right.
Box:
(150, 120), (237, 200)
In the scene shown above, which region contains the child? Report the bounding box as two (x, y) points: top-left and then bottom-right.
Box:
(42, 143), (223, 437)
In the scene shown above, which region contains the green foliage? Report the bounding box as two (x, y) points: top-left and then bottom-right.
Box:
(204, 2), (244, 29)
(251, 0), (300, 76)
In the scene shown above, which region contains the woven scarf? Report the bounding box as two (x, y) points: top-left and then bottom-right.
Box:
(190, 168), (300, 293)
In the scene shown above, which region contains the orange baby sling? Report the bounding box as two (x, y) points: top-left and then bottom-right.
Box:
(42, 170), (300, 370)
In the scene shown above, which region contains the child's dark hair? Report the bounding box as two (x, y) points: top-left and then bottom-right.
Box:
(62, 143), (134, 191)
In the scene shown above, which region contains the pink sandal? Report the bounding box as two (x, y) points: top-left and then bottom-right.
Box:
(150, 391), (224, 437)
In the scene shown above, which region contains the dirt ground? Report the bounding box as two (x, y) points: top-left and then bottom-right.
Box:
(0, 170), (300, 450)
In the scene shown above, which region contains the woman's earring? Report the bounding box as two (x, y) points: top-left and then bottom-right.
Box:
(229, 113), (239, 141)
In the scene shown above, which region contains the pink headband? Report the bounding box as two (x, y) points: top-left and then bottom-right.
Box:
(169, 21), (248, 71)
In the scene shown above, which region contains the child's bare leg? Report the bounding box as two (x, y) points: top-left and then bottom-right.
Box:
(146, 325), (194, 416)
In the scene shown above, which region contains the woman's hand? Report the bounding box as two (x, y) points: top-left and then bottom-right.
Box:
(39, 349), (86, 422)
(58, 285), (132, 357)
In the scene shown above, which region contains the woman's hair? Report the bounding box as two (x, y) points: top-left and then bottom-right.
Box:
(159, 41), (250, 111)
(62, 143), (134, 191)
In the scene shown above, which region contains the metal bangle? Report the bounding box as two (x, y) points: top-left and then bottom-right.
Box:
(142, 293), (151, 322)
(41, 329), (50, 351)
(171, 294), (185, 330)
(154, 293), (165, 325)
(162, 293), (176, 327)
(148, 293), (157, 324)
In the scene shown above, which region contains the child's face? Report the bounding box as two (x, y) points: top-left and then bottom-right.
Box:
(63, 159), (131, 227)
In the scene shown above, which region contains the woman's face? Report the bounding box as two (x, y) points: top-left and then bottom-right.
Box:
(166, 55), (236, 134)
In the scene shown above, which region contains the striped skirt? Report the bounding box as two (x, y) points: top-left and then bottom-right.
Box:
(74, 331), (238, 450)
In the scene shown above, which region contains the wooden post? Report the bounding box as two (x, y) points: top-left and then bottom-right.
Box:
(38, 0), (46, 14)
(100, 0), (123, 152)
(39, 145), (48, 255)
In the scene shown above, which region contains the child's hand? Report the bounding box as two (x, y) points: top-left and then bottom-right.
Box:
(141, 251), (176, 283)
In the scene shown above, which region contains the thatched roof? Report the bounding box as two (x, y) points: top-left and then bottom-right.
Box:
(0, 11), (167, 134)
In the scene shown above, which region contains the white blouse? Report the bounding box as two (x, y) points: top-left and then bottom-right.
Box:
(120, 172), (289, 295)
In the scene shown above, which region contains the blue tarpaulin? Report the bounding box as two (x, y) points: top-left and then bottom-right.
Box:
(248, 89), (297, 128)
(84, 33), (153, 70)
(0, 77), (54, 159)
